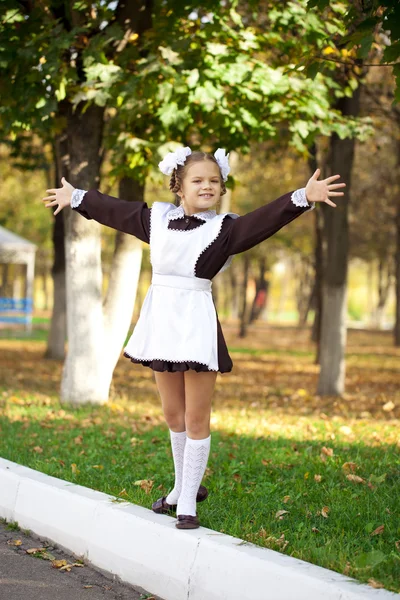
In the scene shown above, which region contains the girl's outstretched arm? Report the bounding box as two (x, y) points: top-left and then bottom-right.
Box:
(42, 178), (150, 244)
(219, 170), (345, 256)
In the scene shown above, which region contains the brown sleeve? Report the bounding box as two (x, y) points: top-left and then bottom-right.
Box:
(72, 189), (150, 244)
(218, 190), (313, 255)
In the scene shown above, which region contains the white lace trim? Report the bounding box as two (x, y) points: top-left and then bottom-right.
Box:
(167, 204), (217, 223)
(193, 213), (239, 277)
(291, 188), (315, 211)
(123, 349), (218, 371)
(71, 188), (87, 208)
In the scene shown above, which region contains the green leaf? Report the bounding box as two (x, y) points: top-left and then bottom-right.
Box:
(353, 550), (387, 569)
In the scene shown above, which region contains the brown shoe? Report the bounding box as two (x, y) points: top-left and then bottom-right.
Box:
(152, 484), (208, 514)
(176, 514), (200, 529)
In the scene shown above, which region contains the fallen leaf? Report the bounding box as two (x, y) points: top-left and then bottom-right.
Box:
(33, 446), (43, 453)
(339, 425), (353, 435)
(8, 539), (22, 546)
(314, 474), (322, 482)
(342, 462), (358, 473)
(368, 578), (384, 589)
(282, 495), (291, 503)
(321, 506), (330, 518)
(346, 474), (365, 484)
(371, 525), (384, 536)
(275, 509), (289, 519)
(26, 547), (46, 554)
(382, 401), (395, 412)
(134, 479), (154, 494)
(321, 446), (334, 456)
(52, 559), (68, 568)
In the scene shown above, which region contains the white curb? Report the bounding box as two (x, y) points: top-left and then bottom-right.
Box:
(0, 457), (397, 600)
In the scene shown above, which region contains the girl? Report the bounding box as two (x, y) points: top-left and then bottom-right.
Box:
(43, 147), (345, 530)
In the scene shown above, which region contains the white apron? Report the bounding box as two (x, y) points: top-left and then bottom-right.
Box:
(124, 201), (239, 371)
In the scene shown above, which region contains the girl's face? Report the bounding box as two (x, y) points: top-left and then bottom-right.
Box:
(176, 160), (222, 215)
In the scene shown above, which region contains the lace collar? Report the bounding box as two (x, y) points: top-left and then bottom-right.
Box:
(167, 204), (217, 223)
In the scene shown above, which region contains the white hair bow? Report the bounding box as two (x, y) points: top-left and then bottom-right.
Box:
(158, 146), (230, 181)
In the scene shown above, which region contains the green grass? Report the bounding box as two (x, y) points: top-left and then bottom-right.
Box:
(1, 324), (399, 593)
(0, 392), (399, 593)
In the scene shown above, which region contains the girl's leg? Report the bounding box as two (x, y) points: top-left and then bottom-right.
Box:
(177, 370), (217, 517)
(154, 371), (186, 504)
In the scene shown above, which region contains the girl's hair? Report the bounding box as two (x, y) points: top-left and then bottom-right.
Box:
(169, 151), (227, 206)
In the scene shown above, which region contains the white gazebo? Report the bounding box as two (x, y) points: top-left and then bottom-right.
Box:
(0, 225), (37, 332)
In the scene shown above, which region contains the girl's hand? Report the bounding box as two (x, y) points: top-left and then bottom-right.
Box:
(42, 177), (75, 215)
(305, 168), (346, 207)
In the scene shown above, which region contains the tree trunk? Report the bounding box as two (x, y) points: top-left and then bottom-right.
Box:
(45, 131), (68, 360)
(375, 256), (392, 329)
(395, 197), (400, 345)
(102, 177), (144, 375)
(239, 254), (250, 337)
(248, 256), (268, 324)
(230, 263), (239, 319)
(61, 102), (107, 404)
(317, 87), (361, 396)
(308, 143), (322, 352)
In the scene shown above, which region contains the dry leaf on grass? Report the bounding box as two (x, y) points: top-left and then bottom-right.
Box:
(275, 510), (289, 519)
(134, 479), (154, 494)
(342, 462), (358, 473)
(346, 474), (365, 484)
(371, 525), (384, 536)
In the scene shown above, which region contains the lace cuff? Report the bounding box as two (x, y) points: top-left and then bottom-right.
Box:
(291, 188), (315, 212)
(71, 188), (87, 208)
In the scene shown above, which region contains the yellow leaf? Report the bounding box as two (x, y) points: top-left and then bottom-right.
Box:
(26, 547), (46, 554)
(314, 474), (322, 482)
(282, 495), (291, 503)
(322, 46), (336, 55)
(134, 479), (154, 494)
(52, 559), (67, 568)
(339, 426), (353, 435)
(71, 463), (80, 475)
(342, 462), (358, 473)
(9, 539), (22, 546)
(92, 465), (104, 470)
(304, 472), (309, 479)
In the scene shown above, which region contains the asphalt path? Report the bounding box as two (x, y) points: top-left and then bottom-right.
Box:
(0, 520), (164, 600)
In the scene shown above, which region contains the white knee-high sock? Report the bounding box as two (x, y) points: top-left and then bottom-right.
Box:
(176, 435), (211, 517)
(165, 429), (187, 505)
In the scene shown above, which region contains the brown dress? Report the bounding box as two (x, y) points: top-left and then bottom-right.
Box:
(73, 190), (313, 373)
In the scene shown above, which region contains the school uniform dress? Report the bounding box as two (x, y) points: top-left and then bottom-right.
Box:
(71, 187), (314, 374)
